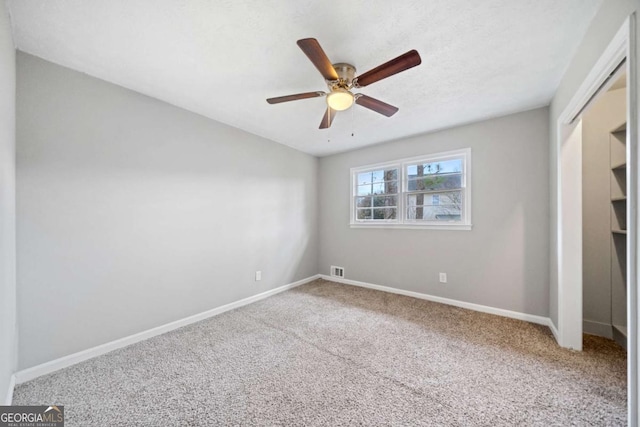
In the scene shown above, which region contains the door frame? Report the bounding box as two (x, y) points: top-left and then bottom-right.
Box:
(555, 14), (637, 425)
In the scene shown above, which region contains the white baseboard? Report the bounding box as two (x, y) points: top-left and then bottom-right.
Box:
(15, 275), (320, 385)
(3, 374), (15, 405)
(548, 319), (560, 344)
(583, 320), (613, 339)
(319, 275), (552, 327)
(612, 325), (627, 350)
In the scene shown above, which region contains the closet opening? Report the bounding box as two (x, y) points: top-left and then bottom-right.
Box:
(555, 15), (638, 423)
(581, 67), (628, 351)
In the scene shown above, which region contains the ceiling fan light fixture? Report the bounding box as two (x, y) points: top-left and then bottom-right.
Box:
(326, 88), (354, 111)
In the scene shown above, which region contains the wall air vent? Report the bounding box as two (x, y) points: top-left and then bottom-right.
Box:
(330, 266), (345, 278)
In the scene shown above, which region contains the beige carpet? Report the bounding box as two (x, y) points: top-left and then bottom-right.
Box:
(13, 279), (627, 426)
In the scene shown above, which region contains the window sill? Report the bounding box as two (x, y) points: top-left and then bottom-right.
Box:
(350, 223), (472, 231)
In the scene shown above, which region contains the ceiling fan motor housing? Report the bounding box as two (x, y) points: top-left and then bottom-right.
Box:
(329, 63), (356, 89)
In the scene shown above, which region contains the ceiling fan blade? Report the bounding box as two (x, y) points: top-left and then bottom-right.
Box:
(297, 38), (339, 81)
(355, 50), (421, 87)
(355, 95), (399, 117)
(266, 91), (324, 104)
(319, 107), (337, 129)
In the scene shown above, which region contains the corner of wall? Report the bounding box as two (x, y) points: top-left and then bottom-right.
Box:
(0, 0), (17, 407)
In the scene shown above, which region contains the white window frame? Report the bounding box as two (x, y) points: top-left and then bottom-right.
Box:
(350, 159), (401, 224)
(350, 148), (472, 230)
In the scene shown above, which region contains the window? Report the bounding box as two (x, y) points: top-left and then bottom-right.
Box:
(350, 148), (471, 230)
(354, 167), (399, 221)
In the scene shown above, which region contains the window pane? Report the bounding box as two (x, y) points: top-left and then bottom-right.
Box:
(357, 172), (373, 185)
(356, 196), (372, 208)
(439, 191), (462, 208)
(373, 195), (397, 207)
(407, 172), (462, 191)
(373, 208), (397, 220)
(406, 158), (463, 192)
(357, 181), (398, 196)
(371, 170), (384, 183)
(357, 168), (398, 185)
(356, 207), (397, 220)
(406, 191), (462, 221)
(371, 183), (385, 194)
(380, 168), (398, 182)
(356, 184), (373, 196)
(418, 159), (463, 174)
(356, 208), (373, 220)
(384, 181), (398, 194)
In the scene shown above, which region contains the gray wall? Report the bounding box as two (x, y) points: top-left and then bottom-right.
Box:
(549, 0), (639, 328)
(582, 88), (626, 336)
(16, 53), (318, 370)
(319, 108), (550, 316)
(0, 0), (16, 404)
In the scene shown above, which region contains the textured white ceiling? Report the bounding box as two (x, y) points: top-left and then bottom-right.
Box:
(7, 0), (602, 156)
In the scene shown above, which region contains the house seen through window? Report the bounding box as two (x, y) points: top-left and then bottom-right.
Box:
(406, 158), (463, 221)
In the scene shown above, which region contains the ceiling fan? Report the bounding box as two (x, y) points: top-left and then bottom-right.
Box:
(266, 38), (422, 129)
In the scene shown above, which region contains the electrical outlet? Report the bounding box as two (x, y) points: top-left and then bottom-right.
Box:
(439, 272), (447, 283)
(255, 271), (262, 281)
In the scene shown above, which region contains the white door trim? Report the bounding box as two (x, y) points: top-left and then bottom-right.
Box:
(556, 118), (583, 351)
(555, 15), (637, 425)
(628, 13), (639, 425)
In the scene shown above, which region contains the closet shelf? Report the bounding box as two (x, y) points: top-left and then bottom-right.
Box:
(611, 122), (627, 133)
(609, 115), (627, 351)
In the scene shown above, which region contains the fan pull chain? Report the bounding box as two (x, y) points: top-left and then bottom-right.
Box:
(351, 103), (355, 137)
(327, 107), (331, 143)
